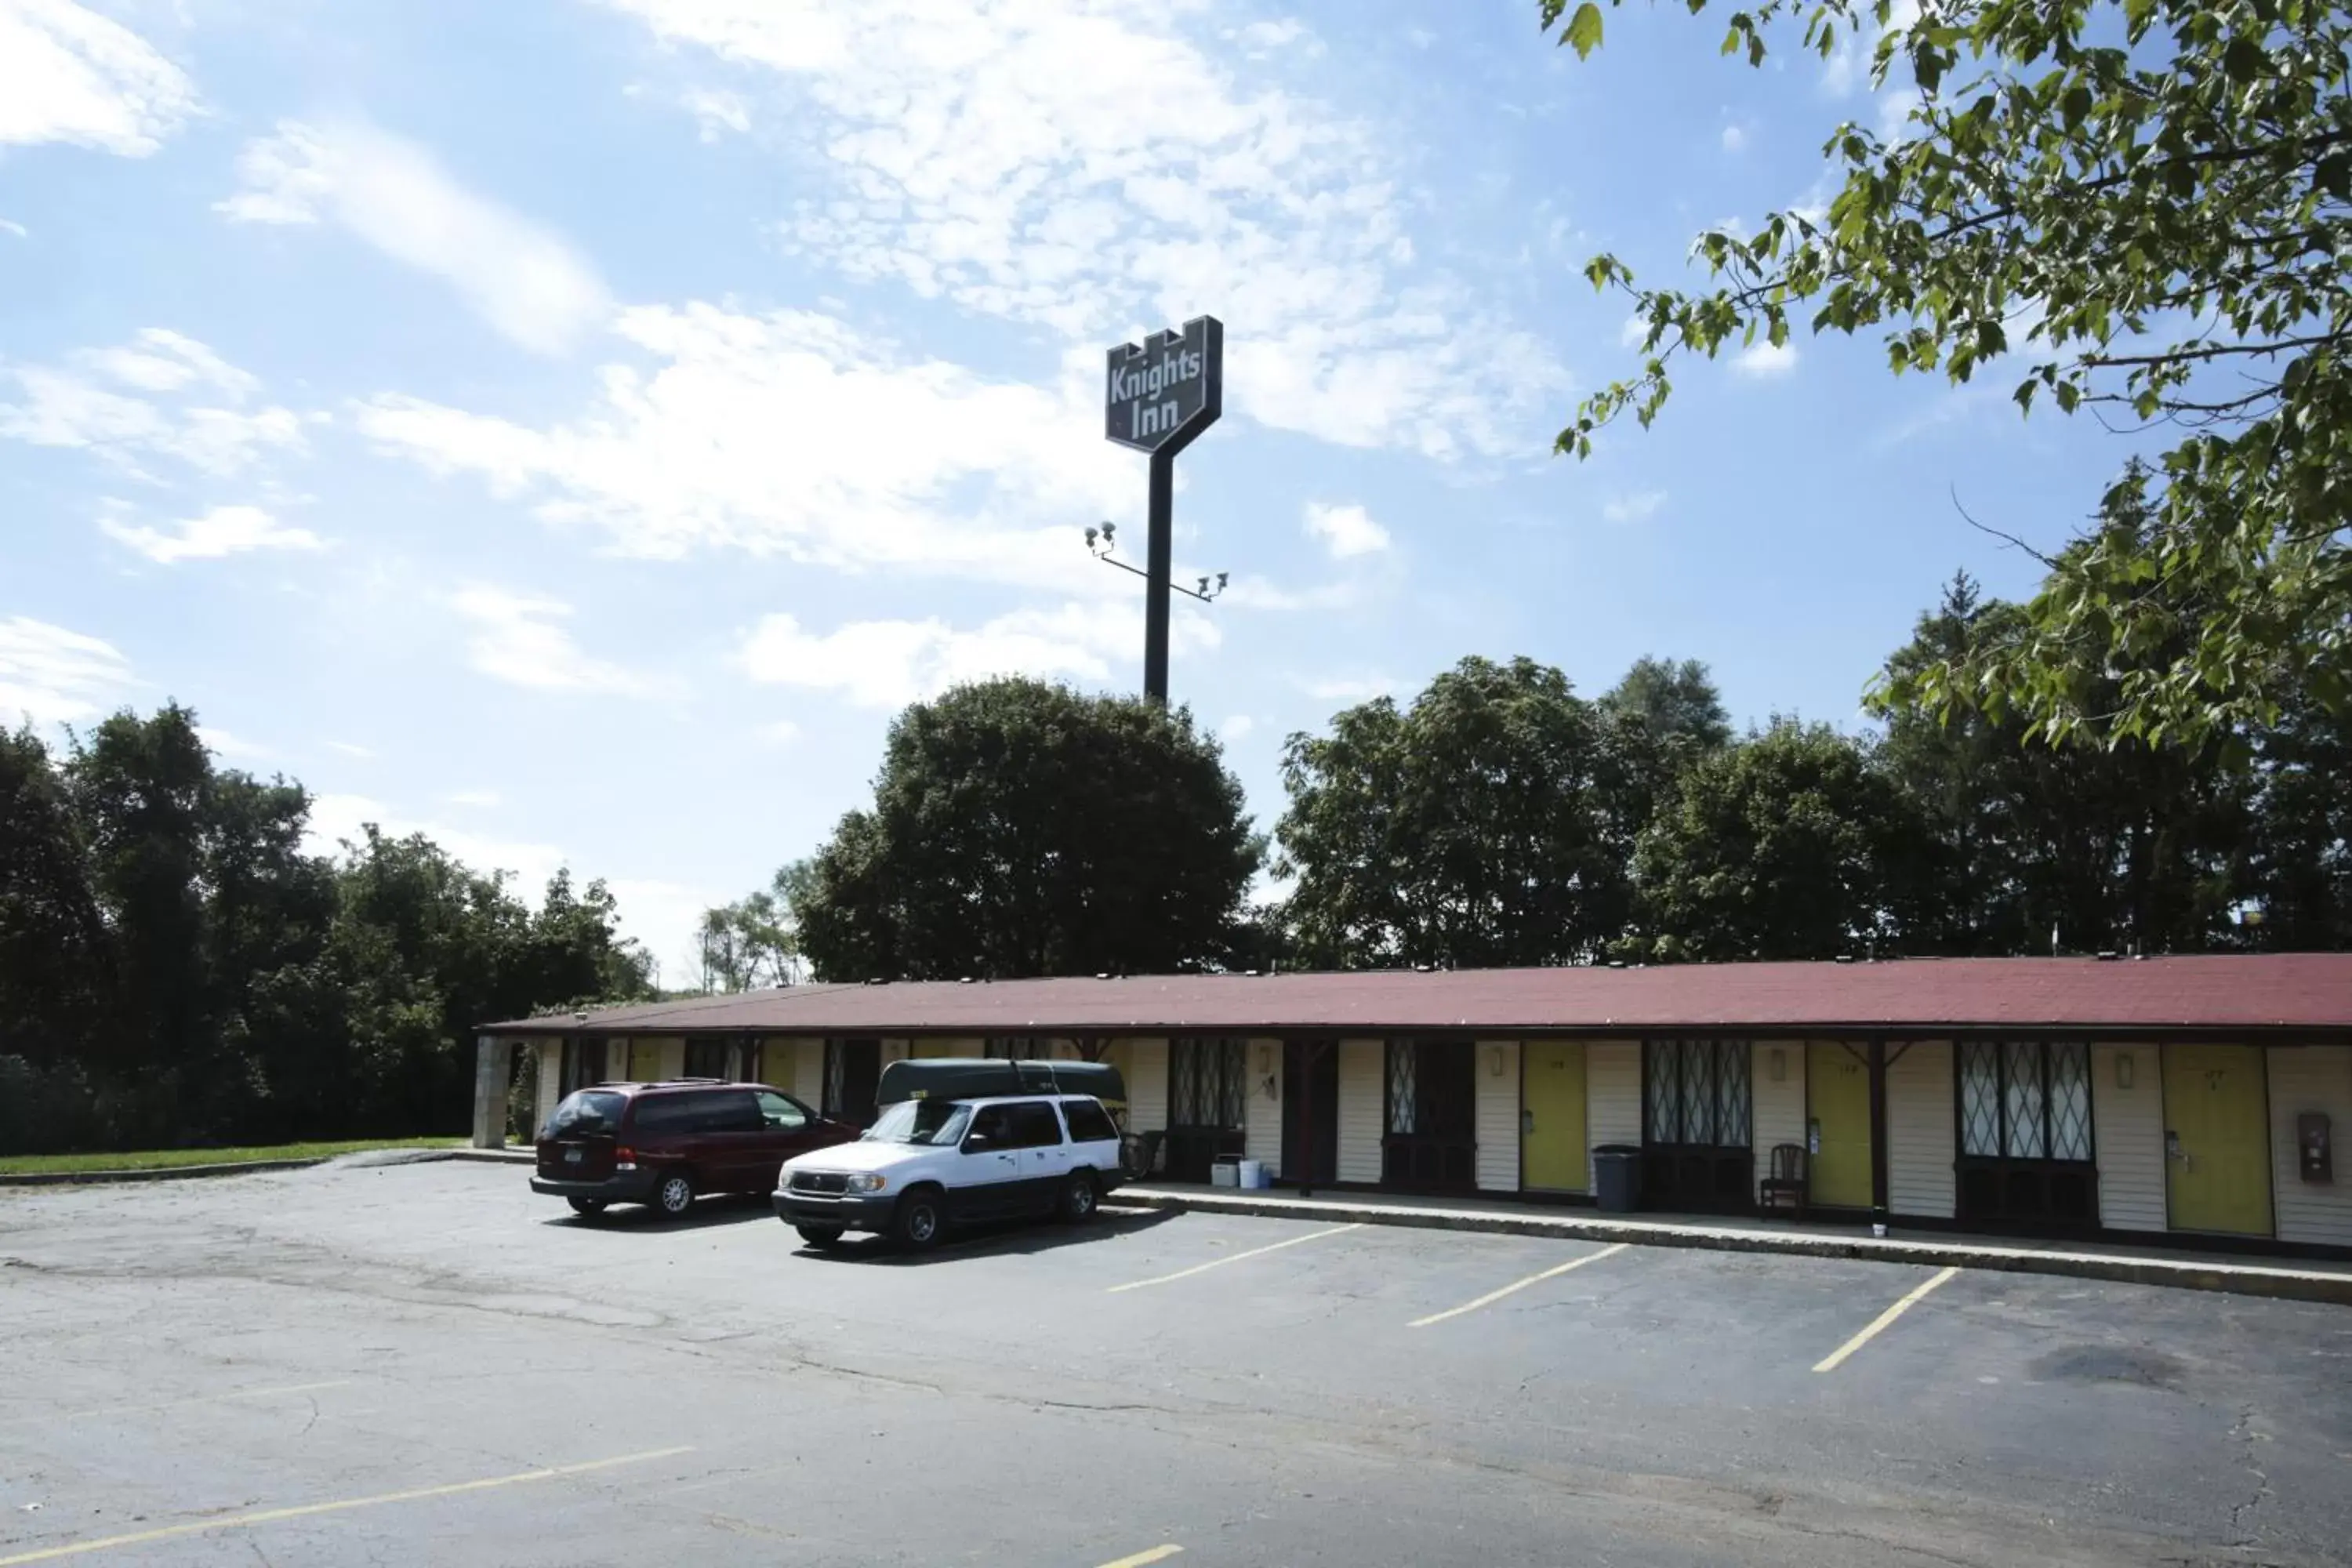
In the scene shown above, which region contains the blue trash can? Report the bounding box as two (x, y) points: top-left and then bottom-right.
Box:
(1592, 1144), (1642, 1214)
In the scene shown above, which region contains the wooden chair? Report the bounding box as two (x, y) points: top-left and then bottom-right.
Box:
(1759, 1142), (1809, 1218)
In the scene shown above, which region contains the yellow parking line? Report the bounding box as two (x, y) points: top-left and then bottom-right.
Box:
(1096, 1547), (1183, 1568)
(1409, 1242), (1629, 1328)
(1813, 1266), (1960, 1374)
(1105, 1224), (1363, 1294)
(0, 1446), (695, 1565)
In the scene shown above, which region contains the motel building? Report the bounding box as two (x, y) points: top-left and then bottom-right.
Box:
(477, 953), (2352, 1258)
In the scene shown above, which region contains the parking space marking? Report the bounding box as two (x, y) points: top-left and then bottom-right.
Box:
(4, 1380), (353, 1428)
(1105, 1223), (1363, 1294)
(1095, 1546), (1183, 1567)
(1812, 1266), (1960, 1374)
(0, 1446), (696, 1566)
(1409, 1242), (1629, 1328)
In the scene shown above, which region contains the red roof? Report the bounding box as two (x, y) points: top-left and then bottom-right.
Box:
(488, 953), (2352, 1037)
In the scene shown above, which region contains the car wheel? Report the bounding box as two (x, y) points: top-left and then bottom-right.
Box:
(653, 1172), (695, 1219)
(1057, 1172), (1099, 1223)
(795, 1225), (844, 1250)
(893, 1189), (944, 1250)
(566, 1197), (608, 1218)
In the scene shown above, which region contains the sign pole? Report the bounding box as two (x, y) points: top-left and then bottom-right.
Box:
(1144, 448), (1174, 704)
(1105, 315), (1222, 708)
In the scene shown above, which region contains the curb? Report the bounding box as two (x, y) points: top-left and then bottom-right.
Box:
(0, 1147), (530, 1188)
(1111, 1189), (2352, 1308)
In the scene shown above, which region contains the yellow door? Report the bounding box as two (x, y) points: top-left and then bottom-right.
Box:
(1522, 1042), (1588, 1192)
(626, 1040), (659, 1080)
(2164, 1044), (2272, 1236)
(1807, 1043), (1873, 1209)
(912, 1041), (956, 1059)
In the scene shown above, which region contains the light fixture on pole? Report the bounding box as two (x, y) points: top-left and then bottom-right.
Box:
(1086, 522), (1227, 604)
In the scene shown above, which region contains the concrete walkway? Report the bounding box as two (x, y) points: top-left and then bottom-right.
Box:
(1105, 1182), (2352, 1306)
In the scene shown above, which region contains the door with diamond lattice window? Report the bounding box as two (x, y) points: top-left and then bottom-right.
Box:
(1642, 1040), (1754, 1212)
(1955, 1040), (2096, 1226)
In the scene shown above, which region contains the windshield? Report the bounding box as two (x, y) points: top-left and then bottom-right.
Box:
(543, 1090), (626, 1138)
(862, 1098), (974, 1145)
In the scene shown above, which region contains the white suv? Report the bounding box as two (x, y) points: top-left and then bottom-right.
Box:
(772, 1093), (1125, 1250)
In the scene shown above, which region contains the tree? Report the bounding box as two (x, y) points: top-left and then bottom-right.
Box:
(0, 726), (107, 1065)
(695, 890), (798, 992)
(789, 679), (1264, 982)
(1276, 656), (1642, 968)
(1875, 569), (2252, 955)
(1544, 0), (2352, 744)
(1625, 719), (1919, 962)
(1601, 656), (1733, 755)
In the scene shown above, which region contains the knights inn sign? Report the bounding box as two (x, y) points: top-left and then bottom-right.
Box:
(1104, 315), (1224, 703)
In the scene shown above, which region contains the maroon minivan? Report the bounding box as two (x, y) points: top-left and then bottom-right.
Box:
(531, 1080), (858, 1220)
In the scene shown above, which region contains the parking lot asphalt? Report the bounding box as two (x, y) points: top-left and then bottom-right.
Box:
(2, 1162), (2348, 1566)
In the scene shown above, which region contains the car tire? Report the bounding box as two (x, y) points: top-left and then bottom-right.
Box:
(795, 1225), (844, 1250)
(652, 1171), (695, 1219)
(1057, 1172), (1099, 1223)
(893, 1189), (945, 1250)
(566, 1197), (608, 1218)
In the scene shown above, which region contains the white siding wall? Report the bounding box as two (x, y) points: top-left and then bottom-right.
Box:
(1243, 1037), (1282, 1171)
(1586, 1040), (1642, 1192)
(2093, 1042), (2167, 1233)
(881, 1039), (909, 1066)
(1336, 1040), (1385, 1185)
(2270, 1044), (2352, 1248)
(1475, 1040), (1521, 1192)
(791, 1040), (825, 1107)
(1751, 1042), (1806, 1202)
(1886, 1040), (1955, 1218)
(1125, 1038), (1169, 1134)
(535, 1042), (561, 1130)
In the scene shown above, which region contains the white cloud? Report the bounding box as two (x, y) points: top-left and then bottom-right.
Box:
(450, 585), (660, 696)
(361, 304), (1134, 588)
(683, 87), (750, 140)
(1720, 123), (1747, 153)
(1732, 339), (1800, 379)
(1298, 672), (1399, 705)
(1301, 500), (1391, 560)
(218, 118), (611, 356)
(0, 219), (27, 239)
(0, 328), (307, 478)
(1877, 87), (1922, 139)
(740, 599), (1214, 710)
(325, 739), (374, 759)
(1618, 314), (1652, 350)
(600, 0), (1564, 459)
(1218, 713), (1255, 743)
(198, 726), (273, 760)
(0, 0), (196, 157)
(441, 789), (502, 808)
(307, 790), (566, 887)
(756, 718), (800, 746)
(100, 503), (325, 563)
(0, 615), (134, 726)
(1823, 0), (1919, 96)
(1602, 489), (1667, 524)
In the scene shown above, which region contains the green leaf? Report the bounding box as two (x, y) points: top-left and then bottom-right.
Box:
(1563, 2), (1605, 60)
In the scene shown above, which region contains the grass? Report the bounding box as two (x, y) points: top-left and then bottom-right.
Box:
(0, 1138), (467, 1176)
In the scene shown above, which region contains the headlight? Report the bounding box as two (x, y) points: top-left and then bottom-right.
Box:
(846, 1173), (888, 1193)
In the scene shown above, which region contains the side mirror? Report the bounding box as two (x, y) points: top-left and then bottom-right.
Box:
(964, 1134), (994, 1153)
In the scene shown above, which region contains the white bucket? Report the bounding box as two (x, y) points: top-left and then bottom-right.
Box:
(1237, 1158), (1263, 1189)
(1210, 1160), (1239, 1188)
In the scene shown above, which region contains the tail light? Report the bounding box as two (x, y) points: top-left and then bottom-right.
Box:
(615, 1146), (638, 1169)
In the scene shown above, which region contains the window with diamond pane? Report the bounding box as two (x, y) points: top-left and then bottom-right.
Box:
(1714, 1040), (1751, 1149)
(1959, 1042), (2000, 1156)
(1386, 1040), (1417, 1134)
(1646, 1040), (1679, 1143)
(2047, 1043), (2092, 1161)
(2002, 1040), (2047, 1157)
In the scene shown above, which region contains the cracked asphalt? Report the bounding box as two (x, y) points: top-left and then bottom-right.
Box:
(2, 1159), (2349, 1566)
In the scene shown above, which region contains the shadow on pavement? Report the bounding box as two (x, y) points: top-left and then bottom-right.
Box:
(789, 1205), (1183, 1265)
(540, 1192), (779, 1233)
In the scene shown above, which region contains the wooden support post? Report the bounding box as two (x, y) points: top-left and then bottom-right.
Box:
(472, 1036), (514, 1149)
(1867, 1036), (1890, 1234)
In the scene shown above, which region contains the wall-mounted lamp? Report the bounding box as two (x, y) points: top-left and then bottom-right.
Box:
(2116, 1052), (2135, 1090)
(1769, 1047), (1787, 1083)
(1489, 1044), (1505, 1077)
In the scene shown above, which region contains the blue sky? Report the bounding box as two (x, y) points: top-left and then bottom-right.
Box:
(2, 0), (2136, 981)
